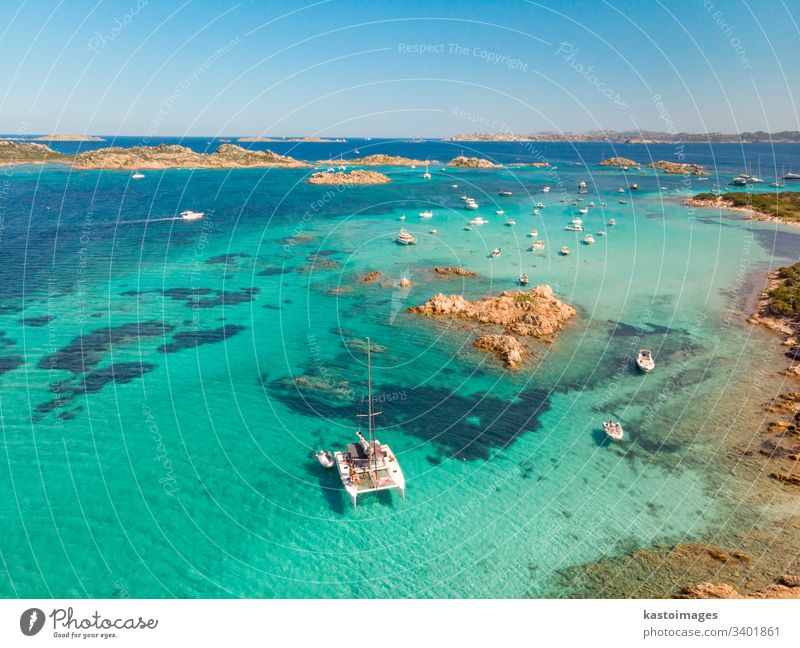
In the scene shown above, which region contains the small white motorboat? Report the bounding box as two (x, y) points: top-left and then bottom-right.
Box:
(519, 273), (529, 285)
(464, 225), (473, 231)
(529, 229), (538, 237)
(505, 218), (516, 226)
(531, 240), (545, 251)
(419, 210), (433, 218)
(603, 420), (624, 441)
(496, 209), (505, 216)
(542, 186), (551, 193)
(532, 209), (540, 216)
(498, 190), (513, 196)
(490, 247), (502, 258)
(399, 214), (406, 220)
(583, 234), (595, 245)
(636, 349), (655, 372)
(597, 230), (607, 236)
(132, 172), (145, 179)
(560, 246), (571, 255)
(470, 216), (487, 225)
(608, 219), (616, 226)
(630, 183), (639, 190)
(588, 201), (595, 207)
(617, 187), (625, 193)
(396, 228), (417, 245)
(180, 210), (204, 221)
(316, 450), (334, 468)
(460, 195), (468, 201)
(579, 207), (589, 215)
(536, 202), (545, 208)
(565, 224), (584, 231)
(452, 184), (459, 188)
(464, 200), (479, 210)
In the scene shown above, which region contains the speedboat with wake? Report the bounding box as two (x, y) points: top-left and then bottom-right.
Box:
(180, 210), (204, 221)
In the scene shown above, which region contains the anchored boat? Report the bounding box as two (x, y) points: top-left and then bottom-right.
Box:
(333, 339), (406, 510)
(636, 349), (655, 372)
(603, 420), (624, 441)
(315, 450), (334, 468)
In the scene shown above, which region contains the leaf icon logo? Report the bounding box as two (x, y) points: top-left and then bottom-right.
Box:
(20, 608), (45, 636)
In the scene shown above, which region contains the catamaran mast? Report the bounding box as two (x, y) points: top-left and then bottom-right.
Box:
(367, 337), (376, 477)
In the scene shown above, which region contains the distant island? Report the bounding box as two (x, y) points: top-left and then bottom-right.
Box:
(445, 130), (800, 143)
(72, 143), (309, 169)
(0, 140), (68, 166)
(31, 134), (105, 142)
(598, 157), (708, 175)
(306, 170), (391, 185)
(0, 141), (309, 169)
(238, 136), (346, 143)
(316, 154), (436, 166)
(448, 155), (499, 168)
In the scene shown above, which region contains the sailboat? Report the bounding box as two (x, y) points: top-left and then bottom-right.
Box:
(333, 339), (406, 510)
(422, 165), (431, 179)
(749, 158), (764, 183)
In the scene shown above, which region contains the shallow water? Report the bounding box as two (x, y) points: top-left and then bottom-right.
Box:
(0, 142), (798, 597)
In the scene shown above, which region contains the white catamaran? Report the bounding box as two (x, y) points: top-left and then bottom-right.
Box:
(333, 339), (406, 509)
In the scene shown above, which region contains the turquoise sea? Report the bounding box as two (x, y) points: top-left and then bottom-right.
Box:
(1, 140), (798, 597)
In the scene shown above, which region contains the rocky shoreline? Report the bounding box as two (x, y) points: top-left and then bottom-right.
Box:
(409, 284), (575, 367)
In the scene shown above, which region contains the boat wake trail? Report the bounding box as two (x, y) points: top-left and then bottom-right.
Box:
(118, 216), (186, 225)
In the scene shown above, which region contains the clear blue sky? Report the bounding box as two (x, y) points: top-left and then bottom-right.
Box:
(1, 0), (798, 137)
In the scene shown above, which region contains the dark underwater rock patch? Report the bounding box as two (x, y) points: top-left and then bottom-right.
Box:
(157, 325), (245, 354)
(38, 320), (173, 374)
(256, 267), (287, 277)
(0, 355), (24, 375)
(205, 253), (252, 265)
(193, 287), (259, 308)
(269, 377), (551, 460)
(78, 362), (158, 393)
(162, 287), (214, 300)
(20, 315), (55, 327)
(120, 286), (258, 309)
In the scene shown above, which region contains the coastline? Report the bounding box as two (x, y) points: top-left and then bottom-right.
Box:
(565, 262), (800, 599)
(686, 193), (800, 228)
